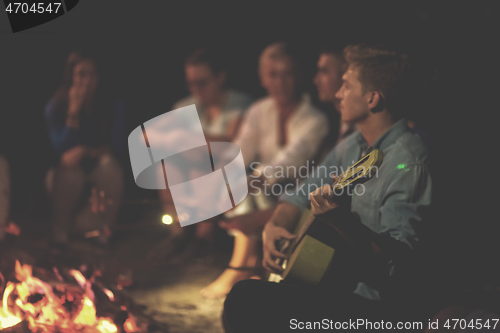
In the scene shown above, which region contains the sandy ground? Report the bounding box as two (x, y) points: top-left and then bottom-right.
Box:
(127, 263), (226, 333)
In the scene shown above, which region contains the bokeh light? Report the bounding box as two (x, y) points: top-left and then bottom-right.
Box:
(162, 214), (173, 225)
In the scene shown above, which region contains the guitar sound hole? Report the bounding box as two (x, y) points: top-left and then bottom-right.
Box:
(350, 154), (370, 170)
(344, 170), (364, 182)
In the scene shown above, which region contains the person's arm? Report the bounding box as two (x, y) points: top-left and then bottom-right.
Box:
(267, 201), (302, 233)
(86, 146), (111, 159)
(59, 145), (87, 167)
(262, 201), (301, 272)
(261, 146), (341, 273)
(45, 98), (91, 167)
(310, 163), (432, 286)
(44, 99), (81, 158)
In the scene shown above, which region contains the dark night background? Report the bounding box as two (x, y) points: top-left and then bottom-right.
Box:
(0, 1), (499, 293)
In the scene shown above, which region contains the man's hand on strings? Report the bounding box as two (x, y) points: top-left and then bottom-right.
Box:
(262, 222), (295, 273)
(309, 175), (343, 221)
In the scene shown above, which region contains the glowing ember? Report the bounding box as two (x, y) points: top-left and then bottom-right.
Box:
(0, 261), (131, 332)
(69, 269), (87, 289)
(102, 288), (115, 302)
(97, 318), (118, 333)
(124, 314), (139, 333)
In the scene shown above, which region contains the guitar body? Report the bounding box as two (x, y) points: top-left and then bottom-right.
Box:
(271, 149), (384, 290)
(280, 213), (358, 293)
(282, 234), (334, 286)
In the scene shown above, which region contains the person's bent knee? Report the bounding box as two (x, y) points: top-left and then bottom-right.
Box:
(223, 280), (265, 333)
(53, 163), (86, 180)
(97, 153), (121, 170)
(94, 154), (123, 178)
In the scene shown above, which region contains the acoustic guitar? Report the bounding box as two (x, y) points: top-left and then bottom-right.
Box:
(268, 149), (384, 288)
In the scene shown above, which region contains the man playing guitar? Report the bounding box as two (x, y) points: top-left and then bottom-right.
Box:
(223, 44), (433, 332)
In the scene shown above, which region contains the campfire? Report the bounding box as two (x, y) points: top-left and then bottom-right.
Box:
(0, 261), (143, 333)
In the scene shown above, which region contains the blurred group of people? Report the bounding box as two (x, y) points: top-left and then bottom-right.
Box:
(1, 41), (431, 303)
(155, 43), (362, 298)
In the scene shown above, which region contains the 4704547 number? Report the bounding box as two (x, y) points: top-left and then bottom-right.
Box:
(5, 3), (62, 14)
(444, 318), (499, 330)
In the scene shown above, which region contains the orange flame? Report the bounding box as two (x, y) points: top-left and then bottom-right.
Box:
(0, 261), (121, 332)
(0, 283), (22, 328)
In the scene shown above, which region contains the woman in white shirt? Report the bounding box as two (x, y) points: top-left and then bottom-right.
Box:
(201, 42), (329, 298)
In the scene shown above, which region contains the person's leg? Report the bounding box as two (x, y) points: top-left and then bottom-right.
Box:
(51, 164), (86, 244)
(201, 231), (261, 298)
(223, 279), (388, 333)
(88, 154), (124, 242)
(0, 155), (10, 240)
(201, 198), (274, 298)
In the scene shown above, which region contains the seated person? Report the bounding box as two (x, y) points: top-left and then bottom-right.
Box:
(0, 154), (10, 241)
(156, 48), (253, 245)
(313, 43), (355, 160)
(223, 43), (433, 332)
(200, 42), (329, 298)
(44, 51), (127, 246)
(173, 48), (253, 142)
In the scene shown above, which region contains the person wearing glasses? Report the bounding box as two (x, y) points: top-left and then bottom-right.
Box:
(174, 48), (253, 142)
(152, 48), (253, 259)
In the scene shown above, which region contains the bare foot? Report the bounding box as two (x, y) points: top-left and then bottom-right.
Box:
(200, 268), (261, 299)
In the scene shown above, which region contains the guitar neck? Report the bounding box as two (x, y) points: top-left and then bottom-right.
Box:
(279, 177), (341, 254)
